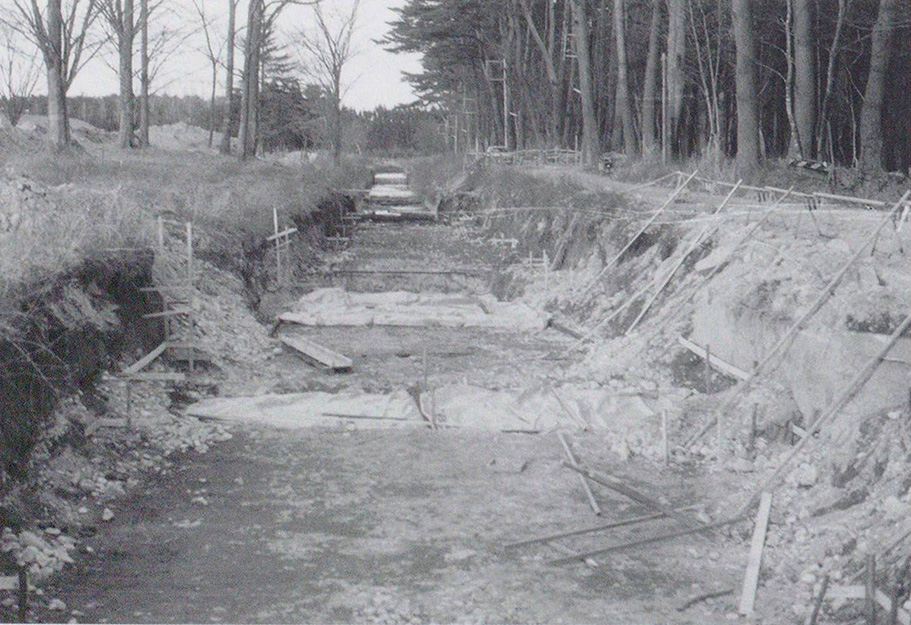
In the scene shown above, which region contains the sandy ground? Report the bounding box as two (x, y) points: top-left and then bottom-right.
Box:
(44, 198), (758, 624)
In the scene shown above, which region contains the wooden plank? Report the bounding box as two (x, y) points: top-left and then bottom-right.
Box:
(123, 342), (169, 375)
(320, 412), (409, 421)
(688, 190), (911, 451)
(326, 269), (483, 276)
(547, 318), (584, 339)
(280, 335), (353, 372)
(143, 307), (192, 319)
(267, 227), (298, 242)
(84, 417), (127, 438)
(739, 492), (773, 615)
(814, 191), (887, 208)
(119, 372), (187, 382)
(678, 336), (751, 381)
(557, 433), (601, 515)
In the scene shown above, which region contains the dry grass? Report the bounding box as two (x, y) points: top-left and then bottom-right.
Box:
(0, 139), (371, 297)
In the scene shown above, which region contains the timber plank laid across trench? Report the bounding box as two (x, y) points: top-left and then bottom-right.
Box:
(280, 334), (354, 373)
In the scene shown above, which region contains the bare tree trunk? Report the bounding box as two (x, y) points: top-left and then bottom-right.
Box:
(517, 0), (561, 147)
(613, 0), (636, 155)
(138, 0), (149, 147)
(732, 0), (760, 172)
(332, 80), (342, 164)
(118, 0), (135, 149)
(793, 0), (815, 157)
(816, 0), (849, 159)
(219, 0), (237, 154)
(46, 0), (70, 150)
(666, 0), (686, 149)
(239, 0), (263, 161)
(641, 0), (662, 154)
(570, 0), (600, 165)
(859, 0), (898, 172)
(784, 0), (801, 157)
(208, 63), (217, 148)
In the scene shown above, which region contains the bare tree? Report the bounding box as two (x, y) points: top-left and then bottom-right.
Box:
(137, 0), (148, 145)
(569, 0), (599, 165)
(239, 0), (306, 160)
(641, 0), (662, 154)
(793, 0), (815, 157)
(298, 0), (360, 165)
(0, 23), (41, 126)
(732, 0), (760, 172)
(219, 0), (239, 154)
(191, 0), (224, 148)
(859, 0), (899, 172)
(7, 0), (102, 149)
(613, 0), (636, 156)
(99, 0), (135, 148)
(666, 0), (686, 150)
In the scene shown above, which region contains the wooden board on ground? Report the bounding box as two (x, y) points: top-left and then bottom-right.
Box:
(739, 492), (773, 615)
(678, 336), (751, 381)
(85, 417), (128, 438)
(118, 372), (187, 382)
(280, 334), (354, 372)
(123, 342), (169, 375)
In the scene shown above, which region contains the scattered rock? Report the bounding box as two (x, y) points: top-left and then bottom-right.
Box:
(795, 463), (819, 488)
(101, 508), (114, 522)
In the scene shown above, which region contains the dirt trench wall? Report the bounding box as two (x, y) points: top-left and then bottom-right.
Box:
(0, 252), (159, 484)
(690, 250), (911, 438)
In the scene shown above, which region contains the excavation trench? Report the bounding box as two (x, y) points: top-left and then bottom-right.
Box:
(37, 181), (747, 624)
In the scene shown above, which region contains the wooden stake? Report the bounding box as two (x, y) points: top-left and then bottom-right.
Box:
(805, 575), (830, 625)
(557, 432), (601, 515)
(866, 554), (877, 625)
(273, 207), (281, 283)
(739, 492), (773, 615)
(157, 215), (164, 250)
(17, 566), (27, 623)
(661, 410), (669, 464)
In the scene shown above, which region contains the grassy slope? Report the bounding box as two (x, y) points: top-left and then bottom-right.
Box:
(0, 135), (371, 296)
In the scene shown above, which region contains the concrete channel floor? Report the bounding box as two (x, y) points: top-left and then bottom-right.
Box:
(48, 218), (747, 624)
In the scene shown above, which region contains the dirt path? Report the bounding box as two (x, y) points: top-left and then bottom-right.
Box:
(48, 216), (747, 624)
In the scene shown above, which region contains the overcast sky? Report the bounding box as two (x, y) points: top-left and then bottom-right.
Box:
(68, 0), (421, 111)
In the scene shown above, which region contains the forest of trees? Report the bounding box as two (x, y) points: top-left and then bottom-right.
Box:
(386, 0), (911, 174)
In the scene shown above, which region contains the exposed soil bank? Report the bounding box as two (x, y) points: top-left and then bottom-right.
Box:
(0, 252), (159, 486)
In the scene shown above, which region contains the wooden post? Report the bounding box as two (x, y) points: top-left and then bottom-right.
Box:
(186, 222), (193, 286)
(661, 52), (669, 164)
(661, 410), (669, 464)
(748, 403), (759, 456)
(17, 566), (27, 623)
(557, 432), (602, 516)
(157, 215), (164, 250)
(866, 554), (877, 625)
(273, 207), (281, 283)
(739, 492), (773, 615)
(806, 575), (830, 625)
(890, 584), (900, 625)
